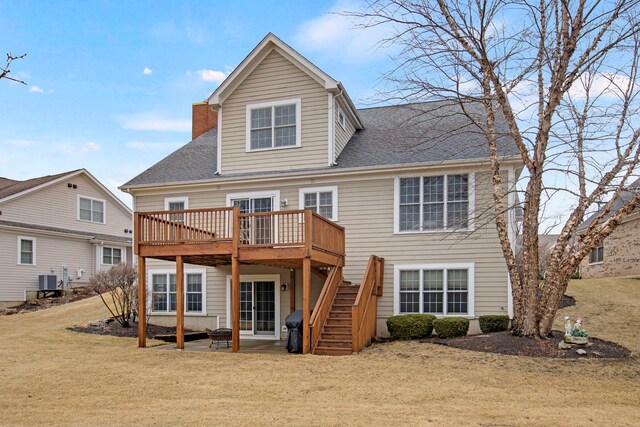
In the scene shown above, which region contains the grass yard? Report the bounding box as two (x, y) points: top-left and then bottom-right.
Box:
(1, 277), (639, 426)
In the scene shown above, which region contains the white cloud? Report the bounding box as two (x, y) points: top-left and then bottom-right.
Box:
(293, 1), (395, 62)
(126, 141), (183, 150)
(29, 85), (44, 93)
(61, 142), (101, 154)
(568, 72), (638, 100)
(115, 112), (191, 132)
(143, 67), (153, 75)
(186, 69), (227, 84)
(8, 139), (38, 147)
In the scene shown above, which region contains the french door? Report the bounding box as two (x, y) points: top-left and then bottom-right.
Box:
(239, 280), (276, 336)
(232, 197), (274, 245)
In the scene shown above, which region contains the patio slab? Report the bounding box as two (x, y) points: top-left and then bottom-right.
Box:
(154, 337), (290, 355)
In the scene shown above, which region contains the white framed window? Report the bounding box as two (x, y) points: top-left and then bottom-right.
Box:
(394, 173), (474, 233)
(102, 247), (122, 265)
(78, 195), (105, 224)
(148, 268), (207, 315)
(164, 196), (189, 211)
(17, 236), (36, 265)
(299, 186), (338, 221)
(394, 263), (475, 317)
(337, 106), (346, 130)
(589, 243), (604, 264)
(246, 98), (301, 151)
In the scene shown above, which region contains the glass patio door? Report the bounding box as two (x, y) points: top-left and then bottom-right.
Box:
(238, 280), (276, 336)
(232, 197), (273, 245)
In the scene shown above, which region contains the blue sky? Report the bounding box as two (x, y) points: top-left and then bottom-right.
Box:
(0, 0), (392, 206)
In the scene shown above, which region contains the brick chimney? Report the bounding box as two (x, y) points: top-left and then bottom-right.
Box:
(192, 102), (218, 140)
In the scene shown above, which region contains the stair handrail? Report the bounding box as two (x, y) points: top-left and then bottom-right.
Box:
(309, 263), (343, 352)
(351, 255), (384, 352)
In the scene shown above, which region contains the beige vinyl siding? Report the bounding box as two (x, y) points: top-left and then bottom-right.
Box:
(220, 49), (329, 174)
(334, 98), (356, 160)
(0, 229), (95, 302)
(134, 167), (510, 334)
(0, 173), (132, 237)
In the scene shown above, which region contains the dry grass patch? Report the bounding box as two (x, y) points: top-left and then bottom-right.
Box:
(1, 277), (639, 426)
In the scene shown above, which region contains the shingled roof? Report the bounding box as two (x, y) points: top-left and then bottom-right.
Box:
(578, 178), (640, 230)
(0, 170), (81, 200)
(122, 101), (520, 188)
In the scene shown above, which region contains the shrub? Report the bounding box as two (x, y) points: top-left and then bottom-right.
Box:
(386, 314), (436, 340)
(479, 315), (510, 334)
(433, 317), (470, 338)
(89, 263), (137, 327)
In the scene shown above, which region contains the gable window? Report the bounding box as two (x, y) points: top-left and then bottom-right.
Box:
(299, 186), (338, 221)
(396, 174), (472, 232)
(150, 270), (206, 314)
(395, 264), (475, 317)
(589, 243), (604, 264)
(17, 236), (36, 265)
(102, 247), (122, 265)
(337, 106), (346, 130)
(246, 99), (301, 151)
(78, 196), (105, 224)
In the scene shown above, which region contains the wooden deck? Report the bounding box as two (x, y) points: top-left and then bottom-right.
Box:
(134, 207), (347, 354)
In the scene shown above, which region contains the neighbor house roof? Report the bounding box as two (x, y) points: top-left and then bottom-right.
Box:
(0, 170), (81, 200)
(578, 177), (640, 230)
(0, 219), (132, 244)
(121, 101), (521, 189)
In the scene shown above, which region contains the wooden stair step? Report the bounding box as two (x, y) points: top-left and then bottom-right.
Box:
(323, 324), (351, 333)
(320, 332), (352, 341)
(313, 346), (352, 356)
(326, 317), (351, 326)
(331, 304), (353, 312)
(317, 339), (352, 349)
(328, 311), (352, 319)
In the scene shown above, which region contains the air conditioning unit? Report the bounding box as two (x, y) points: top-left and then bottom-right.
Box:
(38, 275), (57, 290)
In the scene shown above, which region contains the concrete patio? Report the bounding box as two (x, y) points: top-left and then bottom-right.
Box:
(154, 338), (290, 355)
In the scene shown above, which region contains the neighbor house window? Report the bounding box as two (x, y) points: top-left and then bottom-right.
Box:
(397, 174), (471, 232)
(246, 99), (301, 151)
(299, 186), (338, 220)
(589, 243), (604, 264)
(78, 196), (105, 223)
(17, 236), (36, 265)
(337, 106), (346, 129)
(102, 247), (122, 265)
(150, 270), (205, 314)
(395, 264), (474, 316)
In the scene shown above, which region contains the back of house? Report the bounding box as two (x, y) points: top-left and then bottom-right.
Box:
(0, 169), (133, 306)
(121, 33), (522, 354)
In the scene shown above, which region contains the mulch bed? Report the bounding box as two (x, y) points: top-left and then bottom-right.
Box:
(2, 287), (94, 315)
(67, 321), (203, 341)
(421, 330), (630, 359)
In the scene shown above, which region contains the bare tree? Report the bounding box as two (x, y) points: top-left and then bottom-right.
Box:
(351, 0), (640, 337)
(89, 264), (137, 327)
(1, 53), (27, 84)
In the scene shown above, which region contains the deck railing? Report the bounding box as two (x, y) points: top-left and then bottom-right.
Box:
(135, 207), (345, 257)
(309, 265), (343, 351)
(351, 255), (384, 352)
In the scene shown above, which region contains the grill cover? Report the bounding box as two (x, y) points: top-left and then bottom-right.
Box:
(285, 310), (303, 353)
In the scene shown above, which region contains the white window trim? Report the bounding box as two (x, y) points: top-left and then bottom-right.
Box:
(77, 195), (106, 224)
(17, 236), (36, 265)
(245, 98), (302, 152)
(225, 274), (281, 340)
(337, 106), (346, 130)
(588, 244), (604, 265)
(393, 263), (475, 318)
(147, 267), (207, 316)
(298, 186), (339, 221)
(164, 196), (189, 210)
(226, 190), (281, 211)
(393, 172), (475, 234)
(101, 246), (124, 265)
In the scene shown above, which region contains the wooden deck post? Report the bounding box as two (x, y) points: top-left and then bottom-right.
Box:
(302, 257), (311, 354)
(289, 269), (296, 313)
(137, 255), (146, 348)
(231, 256), (240, 352)
(176, 255), (184, 350)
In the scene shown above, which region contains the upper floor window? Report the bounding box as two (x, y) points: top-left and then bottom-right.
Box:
(102, 247), (122, 265)
(337, 106), (346, 130)
(164, 197), (189, 223)
(396, 174), (472, 232)
(78, 196), (105, 224)
(17, 236), (36, 265)
(299, 186), (338, 221)
(589, 243), (604, 264)
(246, 99), (301, 151)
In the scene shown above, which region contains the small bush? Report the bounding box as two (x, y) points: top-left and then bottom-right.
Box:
(433, 317), (469, 338)
(479, 315), (510, 333)
(386, 314), (436, 340)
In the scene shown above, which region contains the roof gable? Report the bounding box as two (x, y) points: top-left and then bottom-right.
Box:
(207, 33), (339, 107)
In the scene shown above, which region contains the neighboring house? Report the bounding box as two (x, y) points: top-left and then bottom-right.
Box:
(578, 178), (640, 278)
(0, 169), (133, 306)
(120, 33), (522, 355)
